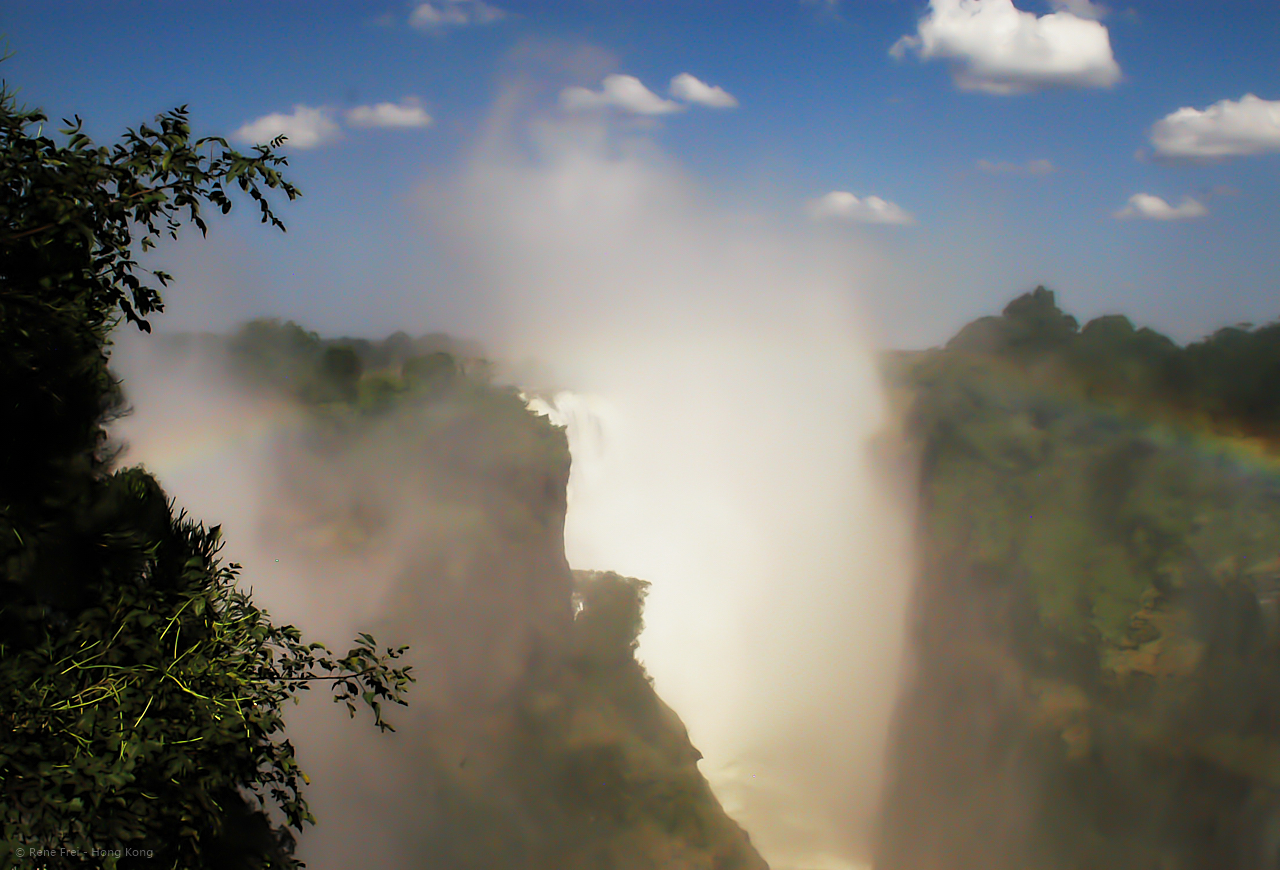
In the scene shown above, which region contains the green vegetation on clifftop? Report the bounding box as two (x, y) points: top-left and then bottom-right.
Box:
(878, 288), (1280, 870)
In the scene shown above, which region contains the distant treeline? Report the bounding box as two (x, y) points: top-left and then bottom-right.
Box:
(161, 319), (495, 411)
(903, 286), (1280, 444)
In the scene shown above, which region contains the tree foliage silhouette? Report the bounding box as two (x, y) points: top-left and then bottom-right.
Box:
(0, 84), (411, 869)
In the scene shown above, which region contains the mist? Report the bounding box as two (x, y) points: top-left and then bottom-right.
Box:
(111, 87), (916, 870)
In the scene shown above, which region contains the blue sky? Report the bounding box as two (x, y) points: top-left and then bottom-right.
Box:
(3, 0), (1279, 347)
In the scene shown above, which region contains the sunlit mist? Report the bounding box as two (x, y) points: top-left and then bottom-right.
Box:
(111, 88), (916, 870)
(436, 100), (916, 867)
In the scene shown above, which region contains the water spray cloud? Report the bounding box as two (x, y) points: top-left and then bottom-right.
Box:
(114, 77), (917, 870)
(426, 100), (916, 867)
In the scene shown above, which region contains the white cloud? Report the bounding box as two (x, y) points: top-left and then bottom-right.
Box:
(409, 0), (504, 29)
(976, 157), (1055, 175)
(1114, 193), (1208, 221)
(1047, 0), (1107, 20)
(669, 73), (739, 109)
(560, 75), (683, 115)
(345, 99), (433, 129)
(807, 192), (915, 225)
(233, 105), (341, 150)
(890, 0), (1121, 95)
(1149, 94), (1280, 159)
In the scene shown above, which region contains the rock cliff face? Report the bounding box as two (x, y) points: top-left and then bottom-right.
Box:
(200, 323), (771, 870)
(877, 292), (1280, 870)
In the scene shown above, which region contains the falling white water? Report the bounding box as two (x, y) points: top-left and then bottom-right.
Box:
(425, 99), (916, 869)
(526, 362), (910, 870)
